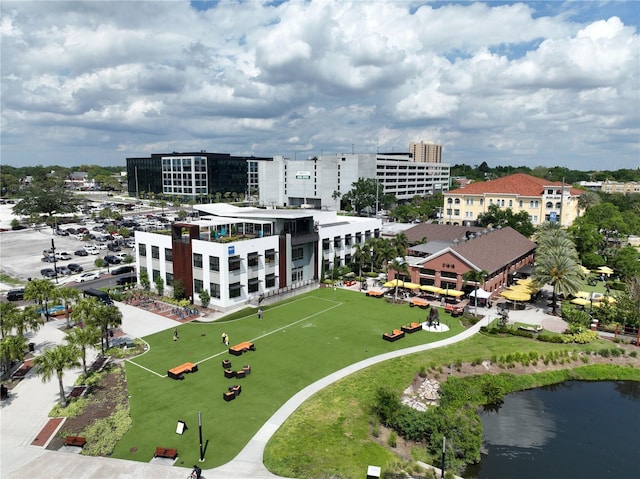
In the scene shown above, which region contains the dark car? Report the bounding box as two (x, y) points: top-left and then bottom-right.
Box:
(7, 289), (25, 301)
(41, 268), (56, 278)
(115, 275), (137, 286)
(41, 256), (56, 263)
(104, 255), (122, 265)
(66, 227), (78, 235)
(56, 266), (71, 276)
(74, 249), (88, 257)
(107, 243), (121, 252)
(55, 229), (69, 236)
(68, 263), (83, 273)
(111, 265), (134, 275)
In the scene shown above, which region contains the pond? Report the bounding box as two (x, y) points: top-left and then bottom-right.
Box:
(464, 380), (640, 479)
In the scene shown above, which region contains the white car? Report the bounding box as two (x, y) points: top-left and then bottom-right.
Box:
(76, 272), (100, 283)
(56, 252), (72, 261)
(94, 243), (107, 250)
(84, 246), (99, 255)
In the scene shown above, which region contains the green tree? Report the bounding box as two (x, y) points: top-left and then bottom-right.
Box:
(139, 269), (150, 291)
(577, 191), (601, 213)
(609, 245), (640, 280)
(24, 279), (56, 320)
(476, 204), (535, 238)
(52, 287), (81, 329)
(87, 303), (123, 352)
(155, 275), (165, 296)
(65, 325), (101, 376)
(615, 276), (640, 329)
(199, 289), (211, 308)
(173, 279), (186, 300)
(387, 257), (410, 302)
(0, 173), (20, 197)
(12, 184), (80, 221)
(0, 335), (28, 375)
(177, 210), (188, 220)
(341, 178), (395, 216)
(33, 344), (81, 407)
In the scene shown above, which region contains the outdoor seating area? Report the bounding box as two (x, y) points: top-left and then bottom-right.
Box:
(229, 341), (256, 356)
(167, 362), (198, 380)
(444, 304), (464, 316)
(366, 290), (385, 298)
(409, 298), (429, 309)
(401, 322), (423, 334)
(382, 329), (405, 342)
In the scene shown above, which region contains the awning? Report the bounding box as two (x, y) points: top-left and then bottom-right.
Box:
(444, 290), (464, 298)
(383, 279), (404, 288)
(403, 282), (421, 290)
(468, 288), (492, 299)
(500, 290), (531, 301)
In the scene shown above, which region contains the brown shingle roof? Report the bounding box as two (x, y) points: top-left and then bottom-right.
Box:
(445, 173), (582, 197)
(402, 223), (485, 244)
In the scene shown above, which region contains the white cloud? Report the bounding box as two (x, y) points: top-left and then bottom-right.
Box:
(0, 0), (638, 170)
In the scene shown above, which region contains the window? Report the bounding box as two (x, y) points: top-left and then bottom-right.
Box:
(229, 282), (242, 298)
(519, 200), (523, 207)
(209, 256), (220, 272)
(479, 199), (484, 205)
(500, 199), (505, 206)
(151, 246), (159, 259)
(210, 283), (221, 299)
(446, 208), (452, 216)
(465, 211), (473, 218)
(447, 198), (453, 204)
(333, 236), (341, 248)
(454, 198), (460, 204)
(229, 256), (241, 271)
(248, 252), (259, 267)
(166, 272), (173, 286)
(139, 244), (147, 257)
(555, 202), (561, 209)
(466, 198), (473, 205)
(489, 199), (493, 205)
(530, 215), (538, 223)
(421, 268), (435, 276)
(291, 267), (303, 282)
(265, 273), (276, 288)
(265, 249), (275, 264)
(529, 200), (539, 208)
(248, 278), (259, 293)
(508, 200), (513, 207)
(292, 246), (304, 261)
(454, 209), (460, 216)
(164, 248), (173, 262)
(194, 279), (203, 294)
(193, 253), (203, 268)
(345, 234), (352, 246)
(546, 202), (553, 208)
(152, 269), (160, 281)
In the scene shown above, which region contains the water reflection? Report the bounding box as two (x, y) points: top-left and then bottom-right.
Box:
(482, 392), (555, 449)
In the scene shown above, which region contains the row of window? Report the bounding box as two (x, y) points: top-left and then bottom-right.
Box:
(141, 245), (276, 270)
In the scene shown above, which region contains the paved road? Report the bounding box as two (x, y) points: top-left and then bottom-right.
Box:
(3, 296), (555, 479)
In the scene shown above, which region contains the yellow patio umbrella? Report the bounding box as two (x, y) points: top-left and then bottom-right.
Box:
(445, 290), (465, 298)
(500, 290), (531, 302)
(580, 266), (590, 275)
(574, 291), (591, 299)
(594, 296), (617, 304)
(508, 284), (537, 295)
(597, 266), (614, 275)
(570, 298), (590, 306)
(402, 282), (421, 290)
(421, 285), (444, 294)
(516, 278), (534, 286)
(383, 279), (404, 288)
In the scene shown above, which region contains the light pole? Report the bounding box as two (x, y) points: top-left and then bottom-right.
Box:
(198, 411), (204, 462)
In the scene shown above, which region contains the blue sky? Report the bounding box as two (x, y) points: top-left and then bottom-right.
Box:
(1, 0), (638, 170)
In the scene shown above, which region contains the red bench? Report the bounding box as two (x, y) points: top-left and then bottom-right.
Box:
(154, 447), (178, 459)
(64, 436), (86, 447)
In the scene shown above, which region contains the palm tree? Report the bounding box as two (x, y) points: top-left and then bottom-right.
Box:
(0, 335), (27, 375)
(388, 257), (410, 302)
(65, 325), (101, 376)
(533, 247), (583, 315)
(0, 302), (20, 339)
(87, 303), (123, 352)
(24, 279), (55, 320)
(53, 287), (81, 329)
(33, 344), (81, 407)
(463, 269), (489, 315)
(577, 191), (600, 214)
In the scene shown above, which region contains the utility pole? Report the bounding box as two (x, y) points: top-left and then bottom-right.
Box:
(441, 436), (446, 479)
(198, 411), (205, 462)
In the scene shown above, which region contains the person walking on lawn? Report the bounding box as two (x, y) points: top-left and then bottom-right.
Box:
(258, 308), (263, 320)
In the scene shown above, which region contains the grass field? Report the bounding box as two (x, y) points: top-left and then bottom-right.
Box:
(111, 287), (464, 466)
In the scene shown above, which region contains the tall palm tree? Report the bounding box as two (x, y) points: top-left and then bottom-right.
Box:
(34, 344), (81, 407)
(0, 302), (20, 339)
(463, 269), (489, 315)
(0, 335), (27, 375)
(88, 303), (123, 352)
(24, 279), (55, 320)
(577, 191), (601, 214)
(533, 247), (583, 315)
(53, 287), (81, 329)
(65, 326), (101, 376)
(388, 257), (410, 302)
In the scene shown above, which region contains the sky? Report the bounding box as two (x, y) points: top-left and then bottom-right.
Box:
(1, 0), (639, 171)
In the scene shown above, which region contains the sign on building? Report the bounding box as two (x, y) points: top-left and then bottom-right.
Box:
(295, 171), (311, 179)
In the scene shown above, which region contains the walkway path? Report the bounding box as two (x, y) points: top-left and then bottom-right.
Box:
(1, 298), (499, 479)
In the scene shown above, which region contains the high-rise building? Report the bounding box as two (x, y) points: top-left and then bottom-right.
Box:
(409, 141), (442, 163)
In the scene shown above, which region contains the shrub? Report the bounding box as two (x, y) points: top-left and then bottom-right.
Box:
(387, 430), (397, 447)
(419, 366), (427, 378)
(630, 351), (638, 358)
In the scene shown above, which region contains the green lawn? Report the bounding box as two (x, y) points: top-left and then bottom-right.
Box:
(112, 287), (463, 466)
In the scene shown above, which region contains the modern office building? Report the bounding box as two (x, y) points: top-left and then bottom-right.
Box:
(135, 204), (382, 311)
(409, 141), (443, 163)
(126, 152), (272, 199)
(442, 173), (584, 227)
(258, 153), (450, 210)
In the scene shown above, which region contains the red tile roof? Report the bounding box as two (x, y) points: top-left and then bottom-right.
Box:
(445, 173), (582, 197)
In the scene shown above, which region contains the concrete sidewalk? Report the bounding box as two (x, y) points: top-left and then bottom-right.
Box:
(1, 300), (494, 479)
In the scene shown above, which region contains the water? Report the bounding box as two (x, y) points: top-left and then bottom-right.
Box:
(464, 381), (640, 479)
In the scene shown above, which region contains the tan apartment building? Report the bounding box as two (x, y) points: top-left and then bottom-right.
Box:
(442, 173), (584, 227)
(409, 141), (442, 163)
(601, 180), (640, 194)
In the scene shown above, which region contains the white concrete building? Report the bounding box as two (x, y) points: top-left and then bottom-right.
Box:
(135, 204), (382, 311)
(258, 153), (450, 210)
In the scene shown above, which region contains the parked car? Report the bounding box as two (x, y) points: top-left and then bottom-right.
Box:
(56, 252), (72, 261)
(94, 243), (107, 250)
(43, 248), (55, 256)
(111, 265), (134, 275)
(84, 246), (99, 255)
(41, 268), (56, 278)
(55, 229), (69, 236)
(41, 256), (56, 263)
(66, 227), (78, 235)
(7, 289), (25, 301)
(116, 275), (137, 286)
(74, 249), (89, 257)
(56, 266), (71, 276)
(107, 243), (121, 252)
(104, 255), (122, 265)
(76, 272), (100, 283)
(68, 263), (83, 273)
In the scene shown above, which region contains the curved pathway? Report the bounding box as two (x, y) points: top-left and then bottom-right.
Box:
(1, 302), (492, 479)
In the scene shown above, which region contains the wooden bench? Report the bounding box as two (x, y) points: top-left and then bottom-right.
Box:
(409, 298), (429, 308)
(366, 290), (385, 297)
(154, 447), (178, 459)
(229, 341), (256, 356)
(401, 322), (423, 334)
(168, 362), (198, 380)
(64, 436), (87, 447)
(445, 304), (464, 316)
(382, 329), (405, 342)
